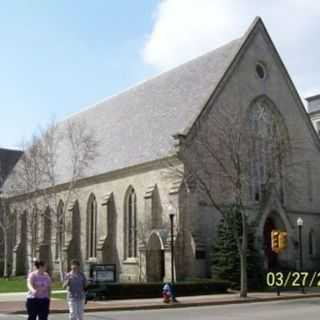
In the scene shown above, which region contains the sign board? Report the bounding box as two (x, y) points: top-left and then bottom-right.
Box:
(91, 264), (116, 283)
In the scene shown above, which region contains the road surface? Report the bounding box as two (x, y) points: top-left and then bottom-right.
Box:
(1, 297), (320, 319)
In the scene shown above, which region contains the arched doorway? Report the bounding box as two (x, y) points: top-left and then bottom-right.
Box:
(146, 233), (164, 282)
(263, 217), (278, 269)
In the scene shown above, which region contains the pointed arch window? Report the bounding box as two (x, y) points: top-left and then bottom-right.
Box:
(125, 187), (137, 259)
(87, 194), (97, 258)
(55, 201), (65, 260)
(31, 208), (38, 259)
(42, 206), (51, 245)
(10, 210), (17, 252)
(248, 98), (289, 203)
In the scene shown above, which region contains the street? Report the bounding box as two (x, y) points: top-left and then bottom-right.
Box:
(2, 298), (320, 320)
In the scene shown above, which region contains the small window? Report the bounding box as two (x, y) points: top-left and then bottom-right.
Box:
(256, 63), (267, 79)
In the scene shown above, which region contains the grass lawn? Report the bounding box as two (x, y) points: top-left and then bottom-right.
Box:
(51, 292), (66, 299)
(0, 276), (63, 293)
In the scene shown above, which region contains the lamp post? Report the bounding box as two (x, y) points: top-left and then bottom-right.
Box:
(297, 217), (305, 294)
(168, 204), (177, 302)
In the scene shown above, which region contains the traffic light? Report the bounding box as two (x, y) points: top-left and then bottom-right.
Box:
(279, 231), (288, 251)
(271, 230), (280, 254)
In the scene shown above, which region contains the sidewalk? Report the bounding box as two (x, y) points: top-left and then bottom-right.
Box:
(1, 291), (320, 314)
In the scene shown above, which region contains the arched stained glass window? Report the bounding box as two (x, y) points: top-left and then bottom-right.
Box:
(55, 200), (64, 260)
(125, 186), (137, 258)
(87, 194), (97, 258)
(248, 97), (289, 203)
(31, 208), (38, 259)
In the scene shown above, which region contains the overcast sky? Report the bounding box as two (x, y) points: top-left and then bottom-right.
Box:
(1, 1), (319, 149)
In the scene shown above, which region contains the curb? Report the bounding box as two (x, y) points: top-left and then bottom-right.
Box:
(9, 293), (320, 315)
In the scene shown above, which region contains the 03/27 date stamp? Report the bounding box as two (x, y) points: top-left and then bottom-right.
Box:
(266, 272), (320, 287)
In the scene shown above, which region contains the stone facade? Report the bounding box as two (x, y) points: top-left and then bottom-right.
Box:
(2, 17), (320, 281)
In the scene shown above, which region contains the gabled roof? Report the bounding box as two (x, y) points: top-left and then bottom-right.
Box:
(0, 148), (23, 188)
(4, 18), (261, 190)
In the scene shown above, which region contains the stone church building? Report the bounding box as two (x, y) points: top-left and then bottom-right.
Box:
(1, 17), (320, 281)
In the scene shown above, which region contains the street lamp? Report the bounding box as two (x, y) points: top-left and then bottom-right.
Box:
(297, 217), (305, 294)
(168, 203), (177, 302)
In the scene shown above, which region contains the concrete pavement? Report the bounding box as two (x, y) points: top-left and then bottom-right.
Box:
(0, 290), (66, 302)
(1, 290), (320, 315)
(2, 297), (320, 319)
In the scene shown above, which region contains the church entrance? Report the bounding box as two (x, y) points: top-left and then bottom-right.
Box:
(146, 233), (165, 282)
(263, 217), (278, 269)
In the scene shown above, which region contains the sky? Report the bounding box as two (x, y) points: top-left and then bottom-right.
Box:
(1, 1), (320, 149)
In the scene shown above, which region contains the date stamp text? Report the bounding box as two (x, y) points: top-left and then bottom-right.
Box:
(266, 272), (320, 287)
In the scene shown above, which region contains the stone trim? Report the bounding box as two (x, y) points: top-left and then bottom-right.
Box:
(68, 200), (77, 211)
(144, 185), (157, 199)
(5, 156), (179, 201)
(169, 179), (183, 195)
(123, 257), (139, 265)
(101, 192), (113, 206)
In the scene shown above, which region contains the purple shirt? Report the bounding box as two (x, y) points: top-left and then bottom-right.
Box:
(27, 271), (51, 299)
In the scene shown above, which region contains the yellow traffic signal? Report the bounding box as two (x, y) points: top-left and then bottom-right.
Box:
(279, 231), (288, 251)
(271, 230), (280, 254)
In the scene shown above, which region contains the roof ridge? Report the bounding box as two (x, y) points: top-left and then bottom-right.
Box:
(179, 17), (263, 136)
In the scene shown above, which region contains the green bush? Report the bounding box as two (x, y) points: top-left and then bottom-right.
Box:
(86, 280), (230, 300)
(211, 206), (264, 290)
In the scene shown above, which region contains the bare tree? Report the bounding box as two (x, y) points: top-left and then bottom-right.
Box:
(0, 177), (15, 278)
(2, 137), (44, 273)
(0, 152), (24, 277)
(0, 196), (9, 278)
(5, 119), (99, 281)
(0, 162), (8, 277)
(37, 119), (99, 281)
(167, 99), (305, 297)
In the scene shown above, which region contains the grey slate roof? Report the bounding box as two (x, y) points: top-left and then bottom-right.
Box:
(0, 148), (23, 188)
(3, 34), (244, 191)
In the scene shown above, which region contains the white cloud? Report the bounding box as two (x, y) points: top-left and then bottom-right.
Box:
(143, 0), (320, 97)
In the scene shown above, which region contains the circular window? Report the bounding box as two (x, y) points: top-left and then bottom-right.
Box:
(256, 63), (267, 79)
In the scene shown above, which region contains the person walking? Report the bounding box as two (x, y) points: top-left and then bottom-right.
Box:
(26, 260), (52, 320)
(63, 260), (87, 320)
